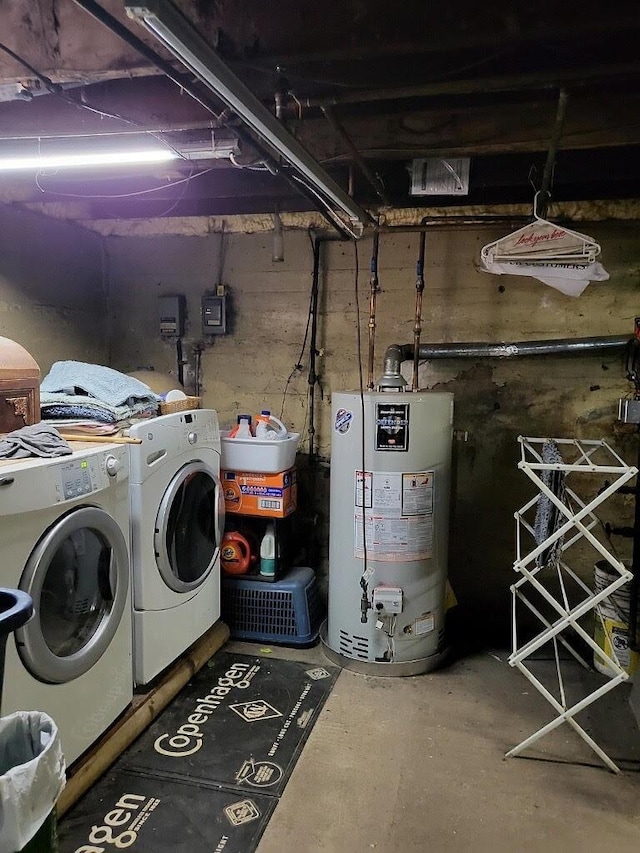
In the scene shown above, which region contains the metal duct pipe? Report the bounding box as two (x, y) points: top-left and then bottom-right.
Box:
(377, 335), (629, 389)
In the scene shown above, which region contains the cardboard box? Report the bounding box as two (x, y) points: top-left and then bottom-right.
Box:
(222, 467), (297, 518)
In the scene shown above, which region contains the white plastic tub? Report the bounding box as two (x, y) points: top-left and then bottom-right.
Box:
(220, 432), (300, 473)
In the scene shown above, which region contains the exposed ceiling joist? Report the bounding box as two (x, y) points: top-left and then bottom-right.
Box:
(0, 0), (639, 220)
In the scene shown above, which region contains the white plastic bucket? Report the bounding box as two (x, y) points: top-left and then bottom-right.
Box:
(593, 560), (640, 680)
(220, 431), (300, 474)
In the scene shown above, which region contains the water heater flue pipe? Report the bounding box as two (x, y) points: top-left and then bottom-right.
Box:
(378, 335), (629, 389)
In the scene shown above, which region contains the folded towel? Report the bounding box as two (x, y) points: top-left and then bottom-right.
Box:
(41, 361), (160, 408)
(40, 392), (157, 423)
(0, 424), (72, 459)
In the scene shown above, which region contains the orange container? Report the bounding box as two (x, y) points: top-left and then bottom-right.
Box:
(221, 531), (253, 574)
(222, 467), (297, 518)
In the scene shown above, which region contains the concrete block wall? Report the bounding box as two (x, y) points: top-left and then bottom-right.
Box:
(0, 205), (109, 374)
(106, 221), (640, 641)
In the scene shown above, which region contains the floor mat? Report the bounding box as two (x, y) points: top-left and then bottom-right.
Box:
(59, 652), (338, 852)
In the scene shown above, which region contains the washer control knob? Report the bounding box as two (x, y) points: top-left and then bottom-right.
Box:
(105, 455), (121, 476)
(188, 432), (198, 445)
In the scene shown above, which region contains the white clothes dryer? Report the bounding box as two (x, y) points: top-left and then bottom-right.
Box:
(0, 443), (132, 767)
(127, 409), (223, 685)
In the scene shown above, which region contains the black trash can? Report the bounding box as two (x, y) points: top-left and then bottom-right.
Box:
(0, 589), (66, 853)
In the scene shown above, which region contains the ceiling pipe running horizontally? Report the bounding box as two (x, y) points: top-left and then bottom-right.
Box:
(377, 336), (630, 390)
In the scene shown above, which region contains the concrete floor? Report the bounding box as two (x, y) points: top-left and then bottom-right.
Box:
(226, 641), (640, 853)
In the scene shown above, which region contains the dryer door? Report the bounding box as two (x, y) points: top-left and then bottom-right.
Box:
(154, 460), (224, 593)
(16, 506), (129, 684)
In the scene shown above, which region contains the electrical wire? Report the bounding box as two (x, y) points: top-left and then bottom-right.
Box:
(229, 152), (270, 171)
(34, 167), (214, 199)
(354, 238), (371, 621)
(0, 40), (186, 160)
(57, 93), (187, 160)
(152, 162), (198, 217)
(0, 39), (59, 90)
(279, 229), (315, 426)
(383, 614), (397, 661)
(217, 220), (228, 284)
(288, 171), (364, 239)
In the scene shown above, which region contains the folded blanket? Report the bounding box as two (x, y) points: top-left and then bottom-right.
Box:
(0, 424), (72, 459)
(41, 361), (160, 408)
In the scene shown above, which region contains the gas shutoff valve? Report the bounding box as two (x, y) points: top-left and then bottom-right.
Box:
(372, 586), (403, 614)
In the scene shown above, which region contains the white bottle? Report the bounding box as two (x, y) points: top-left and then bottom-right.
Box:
(236, 415), (252, 439)
(260, 522), (277, 578)
(254, 410), (287, 441)
(255, 410), (278, 441)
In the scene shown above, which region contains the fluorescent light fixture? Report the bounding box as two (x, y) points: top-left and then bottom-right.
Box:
(0, 149), (177, 171)
(125, 0), (370, 231)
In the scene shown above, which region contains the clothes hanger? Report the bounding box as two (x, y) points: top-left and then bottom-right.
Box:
(481, 192), (601, 265)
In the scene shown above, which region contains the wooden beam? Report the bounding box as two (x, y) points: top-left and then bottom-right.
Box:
(302, 62), (640, 108)
(296, 92), (640, 161)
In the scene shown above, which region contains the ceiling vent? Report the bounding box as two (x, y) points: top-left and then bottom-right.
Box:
(410, 157), (470, 196)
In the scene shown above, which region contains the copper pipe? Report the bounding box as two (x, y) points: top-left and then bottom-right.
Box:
(367, 230), (381, 390)
(412, 231), (426, 391)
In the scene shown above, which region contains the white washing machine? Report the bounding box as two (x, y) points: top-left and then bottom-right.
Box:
(127, 409), (223, 686)
(0, 443), (132, 767)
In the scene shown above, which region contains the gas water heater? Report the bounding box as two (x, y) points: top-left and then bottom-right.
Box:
(325, 390), (454, 675)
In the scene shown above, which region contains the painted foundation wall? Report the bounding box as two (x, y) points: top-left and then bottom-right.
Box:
(106, 223), (640, 641)
(0, 205), (108, 375)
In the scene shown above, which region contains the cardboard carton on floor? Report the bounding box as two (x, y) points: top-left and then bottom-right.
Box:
(222, 467), (297, 517)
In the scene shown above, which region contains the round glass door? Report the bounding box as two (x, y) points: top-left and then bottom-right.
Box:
(154, 461), (223, 593)
(17, 506), (129, 684)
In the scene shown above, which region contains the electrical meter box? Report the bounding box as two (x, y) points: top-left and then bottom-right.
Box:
(158, 295), (185, 337)
(202, 289), (227, 336)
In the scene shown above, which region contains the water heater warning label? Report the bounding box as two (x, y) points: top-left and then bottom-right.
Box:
(353, 470), (434, 561)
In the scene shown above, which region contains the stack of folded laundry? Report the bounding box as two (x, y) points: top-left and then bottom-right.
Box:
(40, 361), (160, 435)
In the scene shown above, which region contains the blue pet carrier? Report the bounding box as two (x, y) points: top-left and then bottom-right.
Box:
(221, 566), (323, 645)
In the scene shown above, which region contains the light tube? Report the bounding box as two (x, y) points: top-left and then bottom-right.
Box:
(0, 149), (177, 171)
(125, 0), (370, 230)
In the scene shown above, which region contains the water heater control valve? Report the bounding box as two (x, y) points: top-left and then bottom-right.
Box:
(372, 586), (403, 614)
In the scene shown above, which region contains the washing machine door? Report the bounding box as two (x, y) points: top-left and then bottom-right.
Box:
(154, 460), (224, 593)
(16, 506), (129, 684)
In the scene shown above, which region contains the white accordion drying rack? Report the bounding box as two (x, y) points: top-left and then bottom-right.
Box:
(507, 436), (638, 773)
